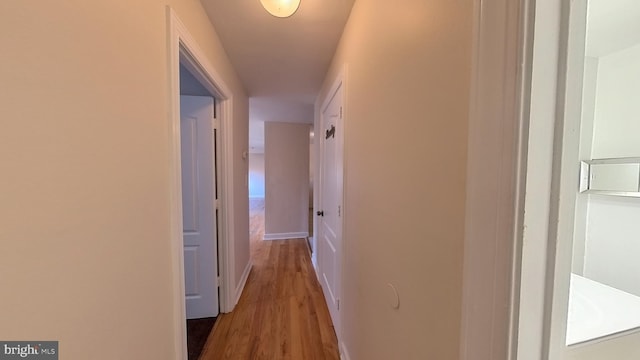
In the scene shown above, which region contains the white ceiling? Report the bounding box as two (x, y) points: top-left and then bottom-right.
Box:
(586, 0), (640, 57)
(201, 0), (354, 98)
(201, 1), (640, 151)
(201, 0), (355, 152)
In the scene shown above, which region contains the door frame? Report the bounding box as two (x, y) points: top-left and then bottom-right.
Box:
(513, 0), (585, 359)
(460, 0), (589, 359)
(538, 1), (587, 357)
(460, 0), (535, 359)
(314, 65), (346, 351)
(167, 8), (236, 359)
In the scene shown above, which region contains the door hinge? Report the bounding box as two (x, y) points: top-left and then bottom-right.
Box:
(217, 276), (221, 287)
(213, 118), (220, 130)
(338, 205), (341, 217)
(215, 199), (221, 209)
(337, 299), (340, 310)
(340, 106), (343, 119)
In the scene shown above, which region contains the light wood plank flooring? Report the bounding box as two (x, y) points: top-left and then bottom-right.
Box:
(199, 200), (339, 360)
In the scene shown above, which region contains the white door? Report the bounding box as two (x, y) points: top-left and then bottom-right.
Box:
(181, 95), (219, 319)
(318, 83), (344, 336)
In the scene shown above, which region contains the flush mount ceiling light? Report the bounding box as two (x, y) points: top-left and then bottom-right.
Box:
(260, 0), (301, 18)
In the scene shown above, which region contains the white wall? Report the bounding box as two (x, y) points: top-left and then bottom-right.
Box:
(592, 43), (640, 158)
(578, 43), (640, 296)
(317, 1), (473, 358)
(584, 196), (640, 296)
(249, 153), (265, 198)
(264, 122), (310, 238)
(0, 1), (250, 359)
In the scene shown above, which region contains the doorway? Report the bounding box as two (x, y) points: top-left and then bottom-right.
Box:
(308, 126), (315, 251)
(179, 88), (219, 359)
(180, 72), (220, 317)
(519, 1), (640, 359)
(167, 8), (237, 360)
(248, 119), (265, 253)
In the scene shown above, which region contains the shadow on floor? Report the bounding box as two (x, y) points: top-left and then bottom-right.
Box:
(187, 317), (216, 359)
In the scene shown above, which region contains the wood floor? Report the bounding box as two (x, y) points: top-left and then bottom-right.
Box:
(199, 199), (339, 360)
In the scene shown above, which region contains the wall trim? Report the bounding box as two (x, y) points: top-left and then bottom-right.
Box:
(167, 7), (236, 360)
(460, 0), (533, 360)
(263, 232), (309, 241)
(339, 342), (351, 360)
(234, 261), (252, 305)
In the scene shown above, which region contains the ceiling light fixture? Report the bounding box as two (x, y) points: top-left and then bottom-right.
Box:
(260, 0), (301, 18)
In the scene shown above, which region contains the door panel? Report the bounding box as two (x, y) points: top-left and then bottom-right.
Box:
(181, 119), (198, 232)
(181, 95), (219, 319)
(318, 83), (343, 335)
(183, 247), (199, 295)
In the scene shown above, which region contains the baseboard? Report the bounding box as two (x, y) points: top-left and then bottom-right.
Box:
(340, 342), (351, 360)
(233, 261), (252, 306)
(263, 232), (309, 241)
(305, 236), (313, 255)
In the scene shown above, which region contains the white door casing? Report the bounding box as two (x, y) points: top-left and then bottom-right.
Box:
(545, 0), (587, 357)
(318, 81), (344, 339)
(181, 95), (219, 319)
(460, 0), (531, 359)
(169, 9), (241, 359)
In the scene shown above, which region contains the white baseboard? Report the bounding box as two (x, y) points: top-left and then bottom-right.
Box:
(263, 232), (309, 241)
(306, 236), (313, 252)
(310, 237), (319, 274)
(233, 261), (252, 306)
(340, 342), (351, 360)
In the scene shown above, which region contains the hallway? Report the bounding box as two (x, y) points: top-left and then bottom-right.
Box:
(2, 1), (501, 359)
(199, 201), (338, 359)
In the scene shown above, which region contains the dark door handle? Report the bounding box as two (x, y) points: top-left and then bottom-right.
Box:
(316, 211), (324, 217)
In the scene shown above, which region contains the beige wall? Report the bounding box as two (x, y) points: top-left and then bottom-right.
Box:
(0, 1), (249, 359)
(264, 122), (310, 238)
(316, 1), (473, 359)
